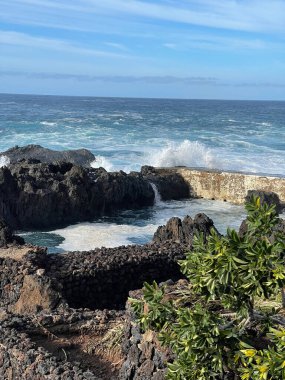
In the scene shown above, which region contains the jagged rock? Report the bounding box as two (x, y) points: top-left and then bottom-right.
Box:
(0, 161), (154, 230)
(141, 166), (190, 200)
(0, 220), (25, 247)
(245, 190), (283, 214)
(1, 144), (95, 167)
(153, 213), (218, 247)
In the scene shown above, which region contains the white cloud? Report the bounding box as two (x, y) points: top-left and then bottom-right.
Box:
(0, 31), (131, 58)
(3, 0), (285, 33)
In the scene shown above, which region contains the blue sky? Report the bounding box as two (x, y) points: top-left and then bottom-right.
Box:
(1, 0), (285, 99)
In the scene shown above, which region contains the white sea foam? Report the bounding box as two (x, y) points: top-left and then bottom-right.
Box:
(0, 155), (10, 167)
(90, 156), (114, 172)
(40, 121), (57, 127)
(52, 223), (157, 251)
(149, 140), (218, 168)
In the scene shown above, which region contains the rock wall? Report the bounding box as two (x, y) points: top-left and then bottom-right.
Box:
(44, 242), (186, 310)
(173, 167), (285, 204)
(119, 305), (168, 380)
(0, 242), (186, 313)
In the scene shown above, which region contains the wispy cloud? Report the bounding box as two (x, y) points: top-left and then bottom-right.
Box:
(1, 0), (285, 35)
(104, 42), (129, 51)
(0, 31), (130, 58)
(6, 0), (285, 33)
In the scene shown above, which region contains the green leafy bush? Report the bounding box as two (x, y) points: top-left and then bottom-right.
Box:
(130, 196), (285, 379)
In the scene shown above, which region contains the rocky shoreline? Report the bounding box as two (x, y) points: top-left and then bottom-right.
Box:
(0, 145), (284, 379)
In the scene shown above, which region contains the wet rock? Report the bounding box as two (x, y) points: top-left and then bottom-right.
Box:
(141, 166), (190, 200)
(1, 144), (95, 167)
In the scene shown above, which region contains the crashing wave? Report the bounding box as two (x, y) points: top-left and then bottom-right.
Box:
(149, 139), (218, 168)
(0, 155), (10, 167)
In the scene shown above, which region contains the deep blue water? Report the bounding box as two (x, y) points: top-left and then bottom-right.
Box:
(1, 94), (285, 175)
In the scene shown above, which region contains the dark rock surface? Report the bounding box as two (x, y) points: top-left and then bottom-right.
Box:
(0, 309), (122, 380)
(1, 144), (96, 167)
(119, 281), (189, 380)
(245, 190), (283, 214)
(141, 166), (190, 200)
(0, 220), (25, 247)
(240, 190), (285, 238)
(0, 161), (154, 230)
(153, 213), (218, 247)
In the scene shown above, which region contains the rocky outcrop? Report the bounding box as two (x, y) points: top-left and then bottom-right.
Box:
(0, 220), (25, 247)
(245, 190), (283, 214)
(153, 213), (218, 247)
(240, 190), (285, 238)
(1, 144), (95, 167)
(0, 161), (154, 230)
(141, 166), (190, 200)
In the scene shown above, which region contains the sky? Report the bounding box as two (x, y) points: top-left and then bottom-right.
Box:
(1, 0), (285, 100)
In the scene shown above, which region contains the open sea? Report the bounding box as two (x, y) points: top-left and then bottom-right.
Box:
(0, 93), (284, 252)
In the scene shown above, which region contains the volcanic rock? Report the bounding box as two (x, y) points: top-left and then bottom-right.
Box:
(0, 220), (25, 247)
(141, 166), (190, 200)
(0, 161), (154, 230)
(245, 190), (283, 214)
(0, 144), (95, 167)
(153, 213), (218, 247)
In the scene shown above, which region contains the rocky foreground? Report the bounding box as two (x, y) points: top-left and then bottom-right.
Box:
(0, 146), (284, 379)
(0, 191), (284, 379)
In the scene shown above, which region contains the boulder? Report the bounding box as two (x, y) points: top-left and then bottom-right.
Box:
(245, 190), (283, 214)
(0, 220), (25, 247)
(0, 144), (95, 167)
(141, 166), (190, 200)
(153, 213), (218, 247)
(0, 161), (154, 230)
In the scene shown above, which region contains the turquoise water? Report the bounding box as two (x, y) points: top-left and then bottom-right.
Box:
(1, 94), (284, 251)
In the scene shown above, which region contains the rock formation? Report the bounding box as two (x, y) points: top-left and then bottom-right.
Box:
(141, 166), (190, 200)
(245, 189), (283, 214)
(0, 161), (154, 230)
(153, 213), (218, 247)
(0, 144), (95, 167)
(0, 220), (25, 247)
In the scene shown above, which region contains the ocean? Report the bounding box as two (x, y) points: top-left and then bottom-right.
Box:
(0, 93), (284, 252)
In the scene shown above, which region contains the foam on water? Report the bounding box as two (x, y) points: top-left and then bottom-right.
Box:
(33, 199), (247, 252)
(52, 222), (157, 251)
(0, 155), (10, 167)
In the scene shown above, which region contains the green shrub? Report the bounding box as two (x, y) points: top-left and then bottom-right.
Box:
(130, 196), (285, 379)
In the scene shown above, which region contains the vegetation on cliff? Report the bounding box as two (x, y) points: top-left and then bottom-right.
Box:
(131, 197), (285, 379)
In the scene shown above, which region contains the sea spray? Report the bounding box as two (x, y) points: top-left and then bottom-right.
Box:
(90, 155), (114, 172)
(0, 155), (10, 167)
(149, 140), (218, 169)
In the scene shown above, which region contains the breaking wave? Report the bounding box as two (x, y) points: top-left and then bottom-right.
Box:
(0, 155), (10, 167)
(90, 156), (114, 172)
(149, 140), (219, 168)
